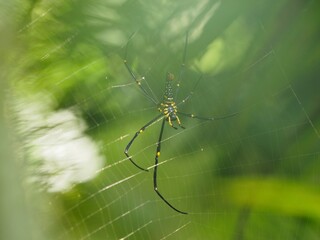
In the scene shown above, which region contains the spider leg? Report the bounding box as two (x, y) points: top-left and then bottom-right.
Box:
(125, 114), (163, 172)
(153, 119), (188, 214)
(124, 41), (159, 105)
(167, 116), (178, 130)
(175, 115), (185, 129)
(177, 75), (202, 106)
(178, 111), (238, 120)
(175, 31), (189, 100)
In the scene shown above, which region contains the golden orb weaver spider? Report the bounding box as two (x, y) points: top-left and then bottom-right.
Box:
(123, 32), (237, 214)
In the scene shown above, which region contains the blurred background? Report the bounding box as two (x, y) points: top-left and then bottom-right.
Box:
(1, 0), (319, 239)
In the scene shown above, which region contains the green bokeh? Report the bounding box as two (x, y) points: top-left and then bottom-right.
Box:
(1, 0), (319, 239)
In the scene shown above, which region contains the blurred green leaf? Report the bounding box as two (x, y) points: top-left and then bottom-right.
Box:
(223, 177), (320, 219)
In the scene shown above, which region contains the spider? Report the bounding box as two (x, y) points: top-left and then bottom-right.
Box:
(123, 32), (237, 214)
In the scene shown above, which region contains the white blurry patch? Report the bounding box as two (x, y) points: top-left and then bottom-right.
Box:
(14, 93), (104, 192)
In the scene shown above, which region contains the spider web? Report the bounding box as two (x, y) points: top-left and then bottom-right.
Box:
(4, 0), (320, 240)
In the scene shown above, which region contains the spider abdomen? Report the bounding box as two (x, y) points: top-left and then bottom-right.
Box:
(163, 72), (175, 102)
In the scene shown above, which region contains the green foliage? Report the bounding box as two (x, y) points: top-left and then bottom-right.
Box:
(1, 0), (320, 239)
